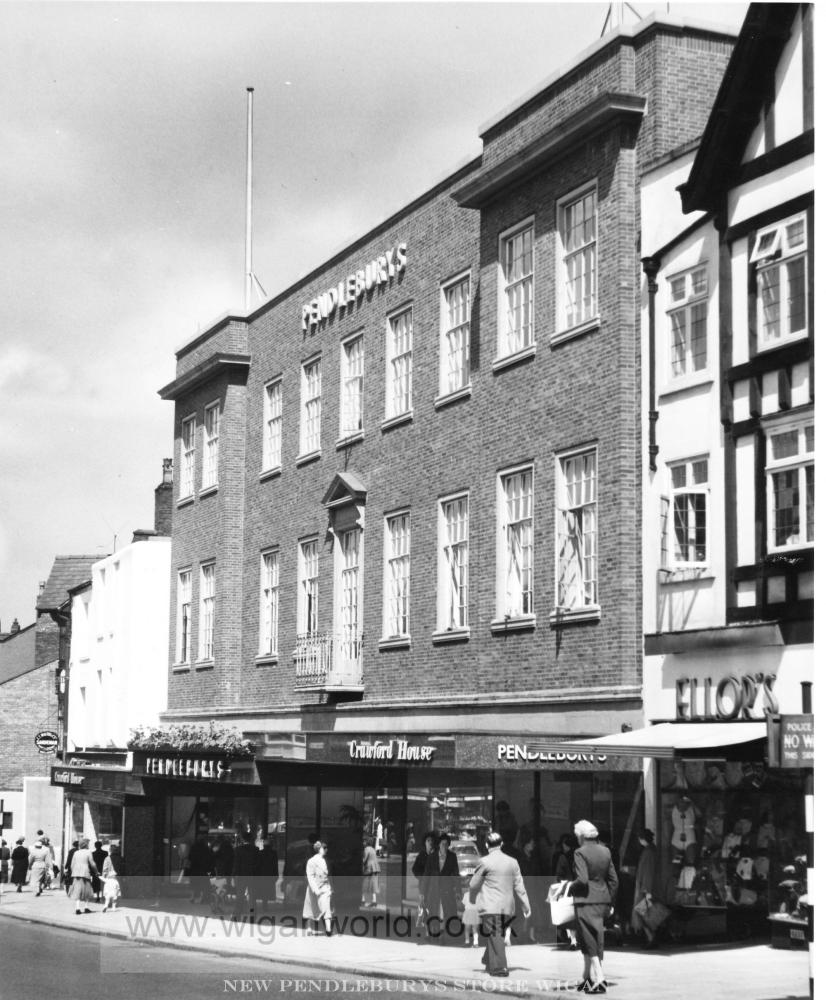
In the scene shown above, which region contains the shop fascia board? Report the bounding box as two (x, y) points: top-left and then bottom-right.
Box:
(644, 621), (798, 656)
(452, 93), (647, 209)
(158, 352), (251, 401)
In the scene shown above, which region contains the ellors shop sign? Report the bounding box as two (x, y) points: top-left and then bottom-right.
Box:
(675, 672), (779, 721)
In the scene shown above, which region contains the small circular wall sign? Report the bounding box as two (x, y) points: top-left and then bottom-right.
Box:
(34, 731), (59, 754)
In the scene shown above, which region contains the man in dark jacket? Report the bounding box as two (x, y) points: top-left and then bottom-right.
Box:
(232, 830), (259, 918)
(468, 832), (530, 977)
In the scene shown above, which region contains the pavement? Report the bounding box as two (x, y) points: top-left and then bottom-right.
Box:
(0, 884), (811, 999)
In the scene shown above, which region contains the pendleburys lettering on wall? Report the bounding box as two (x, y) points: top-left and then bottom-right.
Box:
(301, 243), (407, 331)
(455, 735), (642, 772)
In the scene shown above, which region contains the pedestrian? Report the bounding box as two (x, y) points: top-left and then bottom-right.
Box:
(552, 834), (578, 948)
(570, 820), (618, 995)
(91, 840), (108, 901)
(361, 836), (380, 908)
(468, 831), (531, 978)
(232, 828), (259, 919)
(28, 839), (51, 897)
(303, 840), (333, 936)
(64, 840), (79, 894)
(101, 845), (122, 911)
(11, 837), (28, 892)
(69, 837), (99, 914)
(422, 832), (461, 944)
(631, 829), (666, 948)
(187, 835), (212, 904)
(255, 833), (279, 910)
(0, 838), (10, 889)
(461, 888), (481, 947)
(41, 836), (57, 889)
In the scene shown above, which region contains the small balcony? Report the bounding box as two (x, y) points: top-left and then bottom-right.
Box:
(293, 631), (364, 692)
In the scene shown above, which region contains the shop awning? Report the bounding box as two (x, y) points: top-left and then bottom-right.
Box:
(542, 721), (767, 759)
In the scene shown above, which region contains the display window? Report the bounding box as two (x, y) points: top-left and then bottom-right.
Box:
(164, 794), (266, 883)
(659, 758), (807, 933)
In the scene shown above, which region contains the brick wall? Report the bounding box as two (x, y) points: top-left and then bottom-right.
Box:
(0, 662), (58, 789)
(162, 17), (734, 719)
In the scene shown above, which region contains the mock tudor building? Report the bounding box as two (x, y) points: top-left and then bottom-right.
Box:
(643, 2), (814, 942)
(553, 2), (814, 945)
(150, 14), (738, 907)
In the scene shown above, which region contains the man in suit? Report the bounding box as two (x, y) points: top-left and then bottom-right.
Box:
(468, 831), (530, 977)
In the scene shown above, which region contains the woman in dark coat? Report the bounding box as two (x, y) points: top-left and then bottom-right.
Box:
(91, 841), (108, 901)
(11, 837), (29, 892)
(631, 829), (664, 947)
(571, 820), (618, 994)
(421, 833), (460, 944)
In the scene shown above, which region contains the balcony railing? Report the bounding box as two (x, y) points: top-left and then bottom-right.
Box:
(293, 631), (364, 691)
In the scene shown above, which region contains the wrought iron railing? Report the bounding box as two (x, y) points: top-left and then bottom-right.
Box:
(293, 631), (363, 689)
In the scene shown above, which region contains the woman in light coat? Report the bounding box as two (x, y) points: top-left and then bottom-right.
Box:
(28, 840), (51, 897)
(303, 840), (333, 935)
(68, 837), (99, 914)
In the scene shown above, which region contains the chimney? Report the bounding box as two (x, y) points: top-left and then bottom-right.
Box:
(10, 618), (20, 634)
(154, 458), (174, 536)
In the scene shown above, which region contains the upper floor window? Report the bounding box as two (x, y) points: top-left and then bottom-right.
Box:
(337, 528), (362, 663)
(298, 539), (319, 635)
(199, 562), (215, 661)
(387, 307), (413, 419)
(440, 272), (471, 396)
(180, 416), (195, 499)
(438, 493), (469, 631)
(176, 569), (192, 663)
(668, 266), (708, 379)
(497, 466), (534, 619)
(384, 512), (411, 638)
(260, 550), (279, 657)
(556, 449), (597, 611)
(559, 184), (597, 331)
(340, 334), (364, 439)
(666, 458), (709, 566)
(202, 402), (220, 490)
(300, 358), (322, 455)
(263, 379), (282, 471)
(752, 213), (808, 349)
(766, 419), (814, 551)
(499, 221), (534, 357)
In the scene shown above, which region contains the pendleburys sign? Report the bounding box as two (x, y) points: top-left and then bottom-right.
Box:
(34, 730), (59, 754)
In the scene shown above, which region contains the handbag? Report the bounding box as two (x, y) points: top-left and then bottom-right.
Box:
(548, 880), (576, 927)
(634, 897), (670, 931)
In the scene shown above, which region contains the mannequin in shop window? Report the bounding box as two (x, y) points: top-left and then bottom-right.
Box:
(670, 796), (697, 863)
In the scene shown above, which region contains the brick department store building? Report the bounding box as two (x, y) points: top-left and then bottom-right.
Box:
(146, 14), (738, 911)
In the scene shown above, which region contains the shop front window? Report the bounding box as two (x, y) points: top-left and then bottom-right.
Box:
(406, 772), (493, 904)
(659, 759), (807, 937)
(164, 795), (266, 884)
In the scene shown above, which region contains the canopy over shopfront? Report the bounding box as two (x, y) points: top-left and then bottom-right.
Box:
(538, 721), (767, 759)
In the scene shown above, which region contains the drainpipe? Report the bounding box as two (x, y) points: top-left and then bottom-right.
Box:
(641, 256), (660, 471)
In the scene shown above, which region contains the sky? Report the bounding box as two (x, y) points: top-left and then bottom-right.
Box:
(0, 0), (749, 626)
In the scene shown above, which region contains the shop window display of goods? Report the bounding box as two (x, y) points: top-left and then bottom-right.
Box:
(659, 759), (807, 939)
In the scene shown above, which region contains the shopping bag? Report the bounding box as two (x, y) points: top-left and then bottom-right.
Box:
(415, 902), (426, 928)
(548, 880), (576, 927)
(634, 897), (670, 931)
